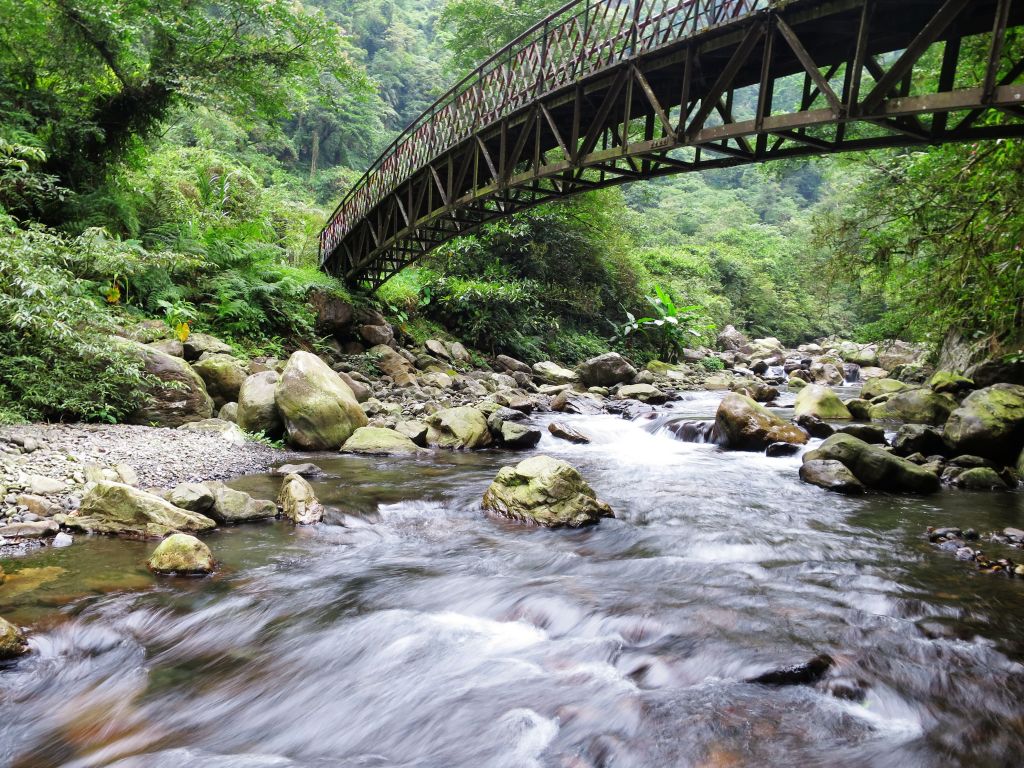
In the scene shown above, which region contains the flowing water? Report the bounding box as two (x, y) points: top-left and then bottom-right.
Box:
(2, 392), (1024, 768)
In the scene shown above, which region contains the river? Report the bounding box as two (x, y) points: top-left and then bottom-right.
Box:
(2, 391), (1023, 767)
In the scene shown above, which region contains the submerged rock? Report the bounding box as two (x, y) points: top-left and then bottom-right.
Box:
(341, 426), (426, 455)
(714, 393), (808, 451)
(482, 455), (613, 527)
(278, 473), (324, 525)
(747, 654), (834, 686)
(272, 462), (323, 477)
(147, 534), (215, 575)
(70, 481), (216, 538)
(275, 351), (368, 450)
(794, 384), (852, 421)
(803, 433), (940, 494)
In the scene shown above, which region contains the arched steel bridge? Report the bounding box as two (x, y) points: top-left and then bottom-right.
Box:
(320, 0), (1024, 290)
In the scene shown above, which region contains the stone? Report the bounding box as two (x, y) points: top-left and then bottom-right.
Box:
(359, 323), (394, 347)
(766, 442), (802, 457)
(499, 421), (542, 449)
(892, 424), (947, 457)
(714, 393), (808, 451)
(496, 354), (532, 374)
(859, 366), (889, 379)
(425, 339), (452, 360)
(795, 414), (834, 439)
(532, 361), (579, 385)
(877, 340), (923, 370)
(275, 351), (368, 450)
(450, 342), (471, 362)
(420, 371), (454, 389)
(929, 371), (975, 395)
(147, 534), (215, 575)
(717, 324), (747, 351)
(799, 460), (867, 494)
(369, 344), (417, 387)
(0, 520), (59, 538)
(205, 482), (276, 524)
(482, 455), (613, 527)
(167, 482), (216, 513)
(0, 617), (28, 659)
(868, 388), (956, 426)
(336, 370), (372, 403)
(548, 422), (591, 444)
(15, 494), (56, 517)
(218, 402), (239, 423)
(551, 390), (605, 415)
(70, 481), (216, 538)
(191, 354), (247, 408)
(278, 473), (324, 525)
(577, 353), (637, 388)
(147, 339), (184, 358)
(178, 418), (248, 447)
(836, 424), (887, 444)
(273, 463), (323, 477)
(794, 385), (852, 421)
(394, 420), (429, 446)
(803, 433), (940, 494)
(341, 427), (426, 455)
(426, 407), (493, 449)
(51, 531), (73, 548)
(787, 377), (808, 391)
(123, 340), (214, 427)
(860, 378), (909, 400)
(237, 371), (284, 438)
(951, 467), (1008, 491)
(964, 359), (1024, 387)
(942, 384), (1024, 463)
(308, 289), (354, 335)
(26, 475), (66, 495)
(183, 332), (233, 360)
(845, 399), (872, 420)
(616, 383), (667, 404)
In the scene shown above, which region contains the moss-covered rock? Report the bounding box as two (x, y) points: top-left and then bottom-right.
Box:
(860, 377), (908, 400)
(951, 467), (1008, 491)
(70, 481), (216, 538)
(794, 384), (852, 421)
(498, 421), (542, 449)
(237, 371), (284, 438)
(147, 534), (215, 574)
(205, 482), (277, 523)
(845, 398), (872, 420)
(0, 617), (28, 659)
(278, 473), (324, 525)
(616, 383), (667, 404)
(122, 340), (214, 427)
(426, 406), (492, 449)
(191, 353), (247, 408)
(275, 351), (368, 450)
(714, 393), (808, 451)
(943, 384), (1024, 463)
(178, 418), (248, 446)
(482, 455), (613, 527)
(341, 426), (426, 455)
(532, 361), (579, 385)
(803, 433), (940, 494)
(868, 388), (956, 426)
(929, 371), (975, 395)
(799, 460), (866, 495)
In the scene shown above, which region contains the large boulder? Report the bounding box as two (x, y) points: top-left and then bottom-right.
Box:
(205, 481), (276, 524)
(714, 393), (808, 451)
(426, 407), (493, 449)
(496, 354), (532, 375)
(237, 371), (284, 438)
(803, 434), (940, 494)
(278, 473), (324, 525)
(892, 424), (948, 457)
(868, 388), (956, 426)
(794, 385), (852, 421)
(942, 384), (1024, 463)
(191, 354), (247, 408)
(183, 332), (233, 361)
(877, 340), (923, 370)
(147, 534), (215, 575)
(482, 455), (614, 527)
(929, 371), (974, 395)
(577, 353), (636, 388)
(616, 383), (667, 404)
(498, 421), (543, 449)
(0, 617), (28, 659)
(167, 482), (216, 513)
(717, 324), (747, 351)
(799, 460), (866, 495)
(532, 361), (579, 385)
(369, 344), (417, 387)
(359, 323), (394, 347)
(124, 341), (214, 427)
(860, 377), (908, 401)
(308, 289), (354, 336)
(275, 351), (368, 450)
(70, 481), (216, 538)
(551, 390), (605, 415)
(341, 427), (426, 455)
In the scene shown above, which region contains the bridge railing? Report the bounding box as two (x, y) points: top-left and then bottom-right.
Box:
(321, 0), (770, 262)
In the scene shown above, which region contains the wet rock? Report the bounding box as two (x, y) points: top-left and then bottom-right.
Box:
(929, 371), (975, 395)
(51, 531), (73, 548)
(183, 332), (233, 361)
(795, 414), (834, 439)
(551, 390), (605, 416)
(394, 420), (429, 446)
(666, 420), (716, 443)
(191, 354), (247, 408)
(495, 354), (532, 375)
(0, 617), (28, 659)
(147, 533), (214, 575)
(70, 481), (216, 538)
(178, 418), (248, 447)
(794, 384), (852, 420)
(860, 378), (908, 400)
(836, 424), (887, 444)
(499, 421), (542, 449)
(803, 433), (940, 494)
(532, 361), (579, 385)
(548, 422), (591, 444)
(272, 462), (323, 477)
(943, 383), (1024, 463)
(237, 371), (284, 438)
(123, 341), (214, 427)
(426, 406), (492, 450)
(747, 654), (834, 686)
(205, 481), (276, 523)
(951, 467), (1009, 490)
(616, 383), (667, 404)
(369, 344), (417, 388)
(928, 527), (962, 542)
(714, 393), (808, 452)
(892, 424), (947, 457)
(799, 460), (866, 494)
(275, 351), (368, 450)
(278, 473), (324, 525)
(766, 442), (802, 457)
(844, 398), (872, 420)
(577, 353), (637, 388)
(868, 388), (956, 426)
(824, 677), (867, 702)
(341, 426), (426, 455)
(482, 455), (613, 527)
(167, 482), (216, 513)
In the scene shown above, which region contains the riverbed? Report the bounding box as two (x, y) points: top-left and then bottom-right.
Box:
(2, 393), (1023, 767)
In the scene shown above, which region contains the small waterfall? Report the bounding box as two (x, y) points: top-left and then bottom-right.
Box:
(843, 363), (862, 383)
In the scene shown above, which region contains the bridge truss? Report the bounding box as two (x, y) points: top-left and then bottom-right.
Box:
(320, 0), (1024, 290)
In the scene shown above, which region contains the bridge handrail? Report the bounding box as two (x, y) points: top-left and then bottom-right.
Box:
(320, 0), (769, 262)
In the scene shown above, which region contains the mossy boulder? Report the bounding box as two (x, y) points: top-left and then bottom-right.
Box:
(845, 398), (872, 420)
(275, 351), (368, 450)
(341, 427), (426, 455)
(860, 378), (908, 400)
(123, 340), (214, 427)
(714, 393), (808, 451)
(868, 388), (956, 426)
(147, 534), (215, 575)
(951, 467), (1008, 491)
(426, 406), (493, 449)
(0, 617), (28, 659)
(929, 371), (975, 395)
(799, 460), (866, 495)
(183, 332), (233, 360)
(498, 421), (543, 449)
(205, 481), (276, 524)
(237, 371), (284, 438)
(803, 433), (940, 494)
(278, 473), (324, 525)
(191, 353), (247, 408)
(70, 481), (216, 538)
(532, 361), (579, 385)
(794, 385), (852, 421)
(482, 455), (613, 527)
(943, 383), (1024, 463)
(617, 383), (667, 404)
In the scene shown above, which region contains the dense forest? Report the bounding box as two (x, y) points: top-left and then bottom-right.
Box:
(1, 0), (1021, 423)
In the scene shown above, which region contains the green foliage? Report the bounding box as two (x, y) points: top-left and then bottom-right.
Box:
(700, 356), (725, 372)
(615, 285), (716, 363)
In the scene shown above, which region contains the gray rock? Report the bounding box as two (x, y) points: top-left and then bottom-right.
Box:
(499, 422), (542, 449)
(205, 481), (277, 524)
(799, 460), (866, 494)
(272, 463), (323, 477)
(237, 371), (284, 438)
(482, 455), (613, 527)
(577, 353), (637, 388)
(278, 473), (324, 525)
(548, 422), (591, 444)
